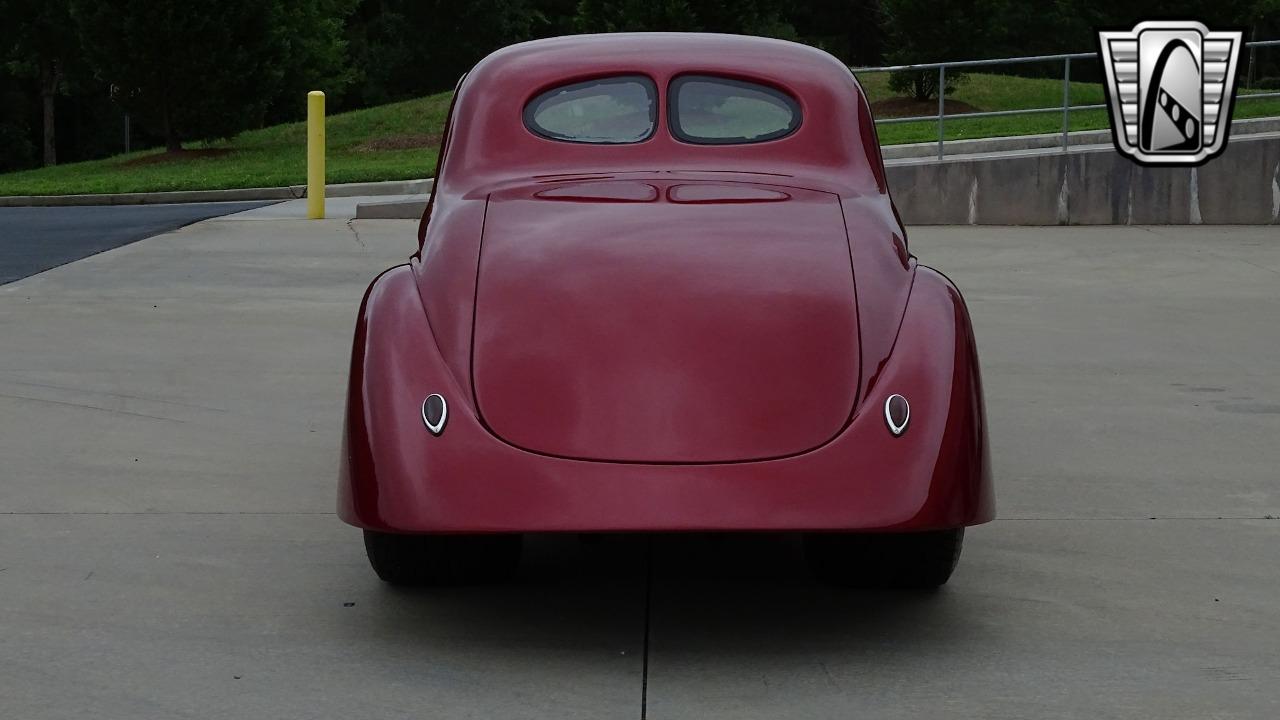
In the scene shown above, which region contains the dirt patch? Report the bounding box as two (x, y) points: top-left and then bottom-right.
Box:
(354, 133), (441, 152)
(871, 97), (982, 119)
(121, 148), (234, 167)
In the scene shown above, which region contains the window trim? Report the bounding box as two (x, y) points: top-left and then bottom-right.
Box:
(667, 74), (802, 145)
(523, 74), (659, 145)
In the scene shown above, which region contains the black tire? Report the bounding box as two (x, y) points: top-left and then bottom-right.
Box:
(804, 528), (964, 589)
(363, 530), (522, 586)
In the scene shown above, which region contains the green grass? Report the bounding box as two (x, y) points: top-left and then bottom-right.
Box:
(0, 92), (453, 196)
(1, 73), (1277, 196)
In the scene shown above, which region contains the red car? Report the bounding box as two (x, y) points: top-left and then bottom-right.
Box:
(338, 33), (994, 588)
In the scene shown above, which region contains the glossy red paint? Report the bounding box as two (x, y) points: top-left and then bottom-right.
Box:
(338, 33), (994, 533)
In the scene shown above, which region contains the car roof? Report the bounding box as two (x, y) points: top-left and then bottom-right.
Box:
(437, 33), (886, 196)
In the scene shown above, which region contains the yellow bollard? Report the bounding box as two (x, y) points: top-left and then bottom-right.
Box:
(307, 91), (326, 219)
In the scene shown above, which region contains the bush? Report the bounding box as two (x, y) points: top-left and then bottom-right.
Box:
(881, 0), (996, 101)
(0, 85), (36, 172)
(0, 122), (36, 172)
(888, 69), (965, 102)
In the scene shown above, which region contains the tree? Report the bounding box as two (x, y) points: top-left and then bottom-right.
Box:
(881, 0), (1001, 100)
(70, 0), (353, 152)
(574, 0), (700, 32)
(344, 0), (547, 106)
(263, 0), (359, 124)
(789, 0), (886, 67)
(1062, 0), (1268, 32)
(1247, 0), (1280, 85)
(574, 0), (798, 38)
(0, 72), (37, 171)
(0, 0), (78, 165)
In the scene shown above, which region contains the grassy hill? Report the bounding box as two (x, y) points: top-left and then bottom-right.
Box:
(0, 92), (454, 197)
(1, 73), (1277, 197)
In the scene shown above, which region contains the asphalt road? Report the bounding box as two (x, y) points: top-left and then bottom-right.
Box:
(0, 202), (274, 285)
(1, 216), (1277, 718)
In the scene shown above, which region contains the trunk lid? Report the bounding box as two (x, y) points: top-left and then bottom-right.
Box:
(471, 180), (860, 463)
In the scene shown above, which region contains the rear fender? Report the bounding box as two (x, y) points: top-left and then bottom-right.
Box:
(882, 265), (994, 527)
(338, 265), (471, 529)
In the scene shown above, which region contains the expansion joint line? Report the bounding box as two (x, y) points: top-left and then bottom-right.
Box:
(641, 537), (654, 720)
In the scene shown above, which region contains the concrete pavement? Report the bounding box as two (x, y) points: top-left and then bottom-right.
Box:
(1, 218), (1278, 718)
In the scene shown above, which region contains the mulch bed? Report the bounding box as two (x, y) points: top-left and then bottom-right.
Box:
(353, 133), (441, 152)
(870, 97), (982, 118)
(121, 148), (235, 167)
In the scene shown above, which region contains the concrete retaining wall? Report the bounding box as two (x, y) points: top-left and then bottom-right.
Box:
(887, 132), (1280, 225)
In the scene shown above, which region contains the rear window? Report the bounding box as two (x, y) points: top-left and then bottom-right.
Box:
(669, 75), (801, 144)
(524, 75), (657, 144)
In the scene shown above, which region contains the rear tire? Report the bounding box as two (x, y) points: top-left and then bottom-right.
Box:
(363, 530), (522, 586)
(804, 528), (964, 589)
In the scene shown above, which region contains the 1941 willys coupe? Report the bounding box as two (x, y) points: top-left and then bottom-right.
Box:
(339, 33), (994, 588)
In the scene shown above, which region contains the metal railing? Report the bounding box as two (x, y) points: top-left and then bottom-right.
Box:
(851, 39), (1280, 160)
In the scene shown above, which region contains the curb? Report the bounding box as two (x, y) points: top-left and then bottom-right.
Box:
(355, 198), (429, 219)
(0, 178), (433, 208)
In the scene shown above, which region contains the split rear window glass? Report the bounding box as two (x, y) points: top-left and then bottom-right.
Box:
(524, 76), (657, 144)
(670, 75), (801, 144)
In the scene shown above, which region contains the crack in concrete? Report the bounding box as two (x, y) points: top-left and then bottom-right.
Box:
(346, 218), (367, 248)
(1, 379), (227, 413)
(0, 391), (182, 422)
